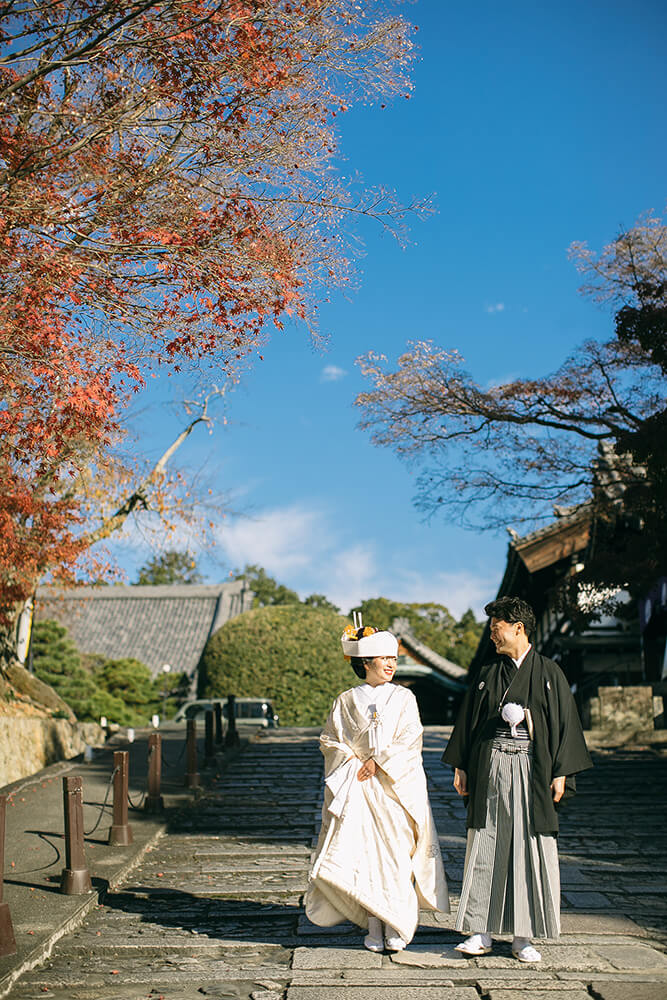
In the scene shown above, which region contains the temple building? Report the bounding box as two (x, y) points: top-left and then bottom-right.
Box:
(391, 618), (468, 724)
(35, 581), (253, 694)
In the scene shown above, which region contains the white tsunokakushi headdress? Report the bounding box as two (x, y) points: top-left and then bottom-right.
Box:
(341, 611), (399, 660)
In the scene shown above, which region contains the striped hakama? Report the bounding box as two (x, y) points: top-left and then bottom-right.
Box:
(456, 736), (560, 939)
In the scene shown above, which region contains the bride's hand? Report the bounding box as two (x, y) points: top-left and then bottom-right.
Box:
(357, 758), (377, 781)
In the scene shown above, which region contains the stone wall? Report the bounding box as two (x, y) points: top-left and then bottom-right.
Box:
(588, 685), (659, 734)
(0, 718), (106, 787)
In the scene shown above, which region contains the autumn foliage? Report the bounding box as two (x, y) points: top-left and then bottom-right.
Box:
(0, 1), (415, 635)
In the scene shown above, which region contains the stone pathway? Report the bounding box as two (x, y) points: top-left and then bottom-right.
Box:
(9, 729), (667, 1000)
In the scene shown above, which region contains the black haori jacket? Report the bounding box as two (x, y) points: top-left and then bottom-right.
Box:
(442, 648), (593, 835)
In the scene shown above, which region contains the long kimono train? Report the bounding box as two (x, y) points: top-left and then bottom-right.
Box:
(305, 684), (449, 944)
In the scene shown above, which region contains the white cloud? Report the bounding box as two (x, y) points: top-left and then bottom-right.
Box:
(485, 302), (505, 314)
(386, 568), (491, 619)
(215, 504), (331, 575)
(216, 505), (491, 618)
(326, 544), (379, 614)
(112, 503), (491, 621)
(321, 364), (347, 382)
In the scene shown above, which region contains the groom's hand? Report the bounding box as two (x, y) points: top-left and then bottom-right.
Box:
(551, 775), (566, 802)
(454, 768), (468, 796)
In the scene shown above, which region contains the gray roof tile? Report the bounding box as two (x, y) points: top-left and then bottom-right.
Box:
(35, 582), (252, 677)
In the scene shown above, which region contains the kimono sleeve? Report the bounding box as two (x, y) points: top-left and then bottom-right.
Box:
(319, 696), (355, 779)
(441, 670), (479, 771)
(372, 690), (423, 784)
(548, 664), (593, 780)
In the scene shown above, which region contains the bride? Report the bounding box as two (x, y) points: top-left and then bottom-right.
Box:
(305, 623), (449, 951)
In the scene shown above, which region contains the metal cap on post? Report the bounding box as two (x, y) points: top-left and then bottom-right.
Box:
(145, 732), (164, 813)
(60, 776), (93, 894)
(185, 718), (200, 788)
(204, 709), (216, 767)
(108, 751), (133, 846)
(224, 693), (239, 747)
(0, 795), (17, 957)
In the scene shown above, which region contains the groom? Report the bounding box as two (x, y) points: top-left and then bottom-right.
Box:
(442, 596), (592, 962)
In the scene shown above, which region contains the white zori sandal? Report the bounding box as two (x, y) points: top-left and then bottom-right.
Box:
(384, 924), (407, 952)
(455, 933), (492, 955)
(512, 937), (541, 963)
(364, 915), (384, 952)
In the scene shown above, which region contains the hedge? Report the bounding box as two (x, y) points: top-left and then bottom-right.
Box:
(199, 605), (356, 726)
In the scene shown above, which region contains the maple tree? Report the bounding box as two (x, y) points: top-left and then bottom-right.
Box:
(355, 211), (667, 598)
(0, 0), (417, 676)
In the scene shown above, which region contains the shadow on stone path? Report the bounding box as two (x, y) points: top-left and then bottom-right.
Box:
(7, 728), (667, 1000)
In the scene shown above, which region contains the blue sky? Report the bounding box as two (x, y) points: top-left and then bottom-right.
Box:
(110, 0), (667, 618)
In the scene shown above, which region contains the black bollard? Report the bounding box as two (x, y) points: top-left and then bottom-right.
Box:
(108, 751), (133, 846)
(145, 733), (164, 813)
(60, 776), (93, 894)
(224, 694), (240, 747)
(185, 718), (200, 788)
(0, 795), (16, 957)
(204, 709), (216, 767)
(214, 701), (223, 746)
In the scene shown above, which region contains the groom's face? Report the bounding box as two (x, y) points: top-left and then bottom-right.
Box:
(489, 617), (523, 656)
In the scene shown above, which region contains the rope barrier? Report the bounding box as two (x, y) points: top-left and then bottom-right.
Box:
(83, 766), (119, 837)
(126, 786), (148, 811)
(160, 739), (186, 770)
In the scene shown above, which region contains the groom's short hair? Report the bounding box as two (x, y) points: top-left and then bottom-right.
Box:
(484, 597), (536, 640)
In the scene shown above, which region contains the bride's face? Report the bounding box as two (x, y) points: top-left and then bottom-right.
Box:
(364, 655), (397, 687)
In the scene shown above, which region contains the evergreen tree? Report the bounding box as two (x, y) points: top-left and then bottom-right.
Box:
(136, 551), (203, 586)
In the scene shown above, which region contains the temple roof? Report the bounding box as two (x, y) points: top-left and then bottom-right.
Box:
(35, 582), (253, 678)
(392, 617), (468, 687)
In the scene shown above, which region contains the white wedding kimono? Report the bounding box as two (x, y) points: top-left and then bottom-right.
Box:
(305, 682), (449, 943)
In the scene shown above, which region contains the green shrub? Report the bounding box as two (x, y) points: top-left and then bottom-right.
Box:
(199, 605), (356, 726)
(94, 657), (156, 710)
(32, 620), (156, 725)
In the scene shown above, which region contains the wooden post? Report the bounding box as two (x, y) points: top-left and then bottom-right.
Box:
(0, 795), (17, 957)
(214, 701), (223, 745)
(225, 694), (239, 747)
(204, 709), (216, 767)
(108, 751), (133, 846)
(185, 719), (200, 788)
(60, 776), (92, 894)
(145, 733), (164, 813)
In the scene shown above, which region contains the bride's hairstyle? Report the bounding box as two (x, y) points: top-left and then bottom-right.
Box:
(350, 656), (372, 679)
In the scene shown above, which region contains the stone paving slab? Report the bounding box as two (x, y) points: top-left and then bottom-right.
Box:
(558, 972), (667, 982)
(592, 944), (667, 970)
(292, 947), (381, 969)
(291, 969), (477, 985)
(18, 989), (246, 1000)
(477, 977), (585, 990)
(590, 984), (667, 1000)
(486, 992), (591, 1000)
(563, 891), (614, 908)
(389, 944), (470, 967)
(286, 989), (476, 1000)
(474, 945), (616, 972)
(560, 913), (647, 935)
